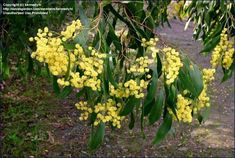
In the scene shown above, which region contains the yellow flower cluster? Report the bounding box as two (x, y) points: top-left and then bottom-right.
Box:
(57, 48), (105, 90)
(30, 27), (77, 76)
(75, 48), (105, 91)
(211, 28), (234, 69)
(141, 38), (159, 59)
(109, 79), (148, 98)
(175, 94), (193, 123)
(61, 19), (82, 41)
(75, 99), (124, 128)
(194, 88), (210, 113)
(93, 99), (124, 128)
(222, 44), (234, 69)
(141, 37), (159, 47)
(194, 68), (215, 113)
(127, 56), (151, 74)
(69, 72), (86, 88)
(30, 21), (107, 92)
(162, 47), (183, 85)
(210, 45), (222, 68)
(202, 68), (216, 84)
(57, 78), (70, 86)
(169, 94), (192, 123)
(67, 50), (105, 90)
(74, 44), (85, 56)
(75, 101), (93, 121)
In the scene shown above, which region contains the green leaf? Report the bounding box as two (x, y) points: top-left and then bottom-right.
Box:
(144, 99), (155, 116)
(101, 37), (110, 54)
(152, 113), (172, 144)
(92, 32), (100, 48)
(105, 56), (118, 88)
(64, 51), (71, 80)
(221, 62), (234, 82)
(157, 54), (162, 78)
(200, 35), (220, 54)
(102, 68), (109, 96)
(144, 66), (158, 116)
(89, 112), (98, 125)
(148, 90), (164, 125)
(59, 86), (72, 99)
(53, 76), (60, 95)
(107, 23), (122, 51)
(178, 58), (204, 98)
(74, 5), (90, 47)
(204, 23), (223, 44)
(137, 45), (144, 58)
(63, 43), (75, 50)
(119, 97), (140, 116)
(126, 1), (144, 18)
(76, 88), (85, 99)
(197, 114), (203, 124)
(197, 106), (210, 124)
(27, 52), (33, 74)
(89, 123), (105, 150)
(128, 112), (135, 129)
(165, 84), (177, 118)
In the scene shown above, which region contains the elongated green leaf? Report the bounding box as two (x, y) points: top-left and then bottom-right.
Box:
(204, 23), (223, 44)
(129, 112), (135, 129)
(53, 76), (60, 95)
(165, 84), (177, 118)
(89, 123), (105, 150)
(200, 35), (220, 54)
(197, 114), (203, 124)
(127, 1), (144, 18)
(221, 62), (234, 82)
(27, 52), (33, 73)
(74, 5), (90, 47)
(152, 113), (172, 144)
(89, 112), (98, 125)
(178, 58), (203, 98)
(105, 57), (118, 88)
(148, 90), (164, 125)
(63, 43), (75, 50)
(45, 64), (51, 77)
(92, 32), (100, 48)
(102, 65), (109, 96)
(76, 88), (85, 99)
(64, 51), (71, 80)
(157, 54), (162, 78)
(137, 45), (144, 58)
(188, 65), (204, 97)
(119, 97), (140, 116)
(59, 86), (72, 99)
(107, 23), (122, 51)
(221, 69), (233, 82)
(144, 66), (158, 116)
(144, 99), (155, 116)
(198, 106), (210, 124)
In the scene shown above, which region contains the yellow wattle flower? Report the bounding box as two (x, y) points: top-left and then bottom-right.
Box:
(211, 28), (234, 69)
(162, 47), (183, 85)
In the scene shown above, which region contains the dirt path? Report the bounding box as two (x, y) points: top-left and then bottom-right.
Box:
(156, 19), (234, 152)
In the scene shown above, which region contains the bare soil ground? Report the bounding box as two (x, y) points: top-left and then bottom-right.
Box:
(1, 19), (234, 157)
